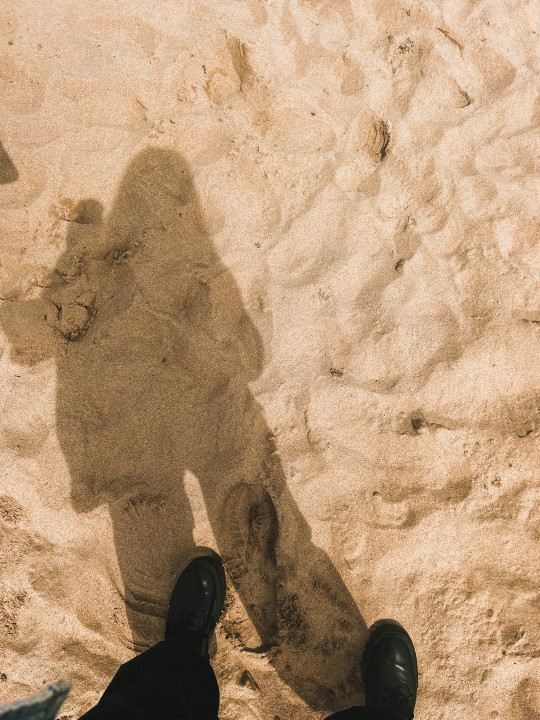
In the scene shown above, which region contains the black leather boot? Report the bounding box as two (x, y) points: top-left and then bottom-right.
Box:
(362, 620), (418, 720)
(165, 555), (226, 661)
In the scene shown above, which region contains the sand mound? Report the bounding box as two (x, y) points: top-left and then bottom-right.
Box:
(0, 1), (539, 718)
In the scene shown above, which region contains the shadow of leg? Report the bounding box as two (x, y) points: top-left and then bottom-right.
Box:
(108, 480), (196, 652)
(211, 421), (367, 713)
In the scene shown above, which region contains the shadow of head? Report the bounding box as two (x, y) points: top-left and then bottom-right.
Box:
(107, 147), (195, 243)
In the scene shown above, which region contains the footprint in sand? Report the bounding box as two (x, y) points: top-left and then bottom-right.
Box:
(220, 483), (279, 651)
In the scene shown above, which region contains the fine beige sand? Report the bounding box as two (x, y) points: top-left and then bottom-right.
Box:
(1, 1), (539, 718)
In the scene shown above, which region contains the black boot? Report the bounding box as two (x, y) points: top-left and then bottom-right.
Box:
(165, 554), (226, 661)
(362, 620), (418, 720)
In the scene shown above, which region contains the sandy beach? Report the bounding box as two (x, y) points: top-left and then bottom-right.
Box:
(0, 1), (539, 718)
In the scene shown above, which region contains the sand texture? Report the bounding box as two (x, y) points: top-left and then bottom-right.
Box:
(1, 0), (539, 718)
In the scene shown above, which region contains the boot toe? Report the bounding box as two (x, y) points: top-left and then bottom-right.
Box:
(362, 621), (418, 719)
(165, 555), (226, 644)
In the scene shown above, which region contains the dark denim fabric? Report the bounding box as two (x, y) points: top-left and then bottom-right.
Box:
(80, 640), (406, 720)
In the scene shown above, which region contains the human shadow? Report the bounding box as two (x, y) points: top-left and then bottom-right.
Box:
(0, 148), (367, 712)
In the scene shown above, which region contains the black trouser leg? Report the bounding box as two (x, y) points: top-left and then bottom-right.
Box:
(325, 706), (407, 720)
(80, 639), (219, 720)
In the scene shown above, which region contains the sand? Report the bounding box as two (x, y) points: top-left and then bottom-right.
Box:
(0, 1), (539, 718)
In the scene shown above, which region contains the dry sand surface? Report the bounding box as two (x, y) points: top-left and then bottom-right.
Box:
(1, 0), (540, 718)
